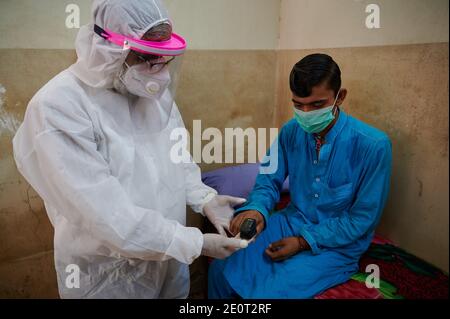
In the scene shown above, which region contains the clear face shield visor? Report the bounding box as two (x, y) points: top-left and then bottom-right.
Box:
(95, 24), (185, 108)
(118, 52), (183, 101)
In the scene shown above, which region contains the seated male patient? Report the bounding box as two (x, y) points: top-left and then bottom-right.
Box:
(208, 53), (392, 299)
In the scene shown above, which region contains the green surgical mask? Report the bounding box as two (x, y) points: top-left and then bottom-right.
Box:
(293, 91), (340, 134)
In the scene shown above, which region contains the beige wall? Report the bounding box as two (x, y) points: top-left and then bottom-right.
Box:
(0, 50), (77, 298)
(279, 0), (449, 49)
(0, 0), (280, 50)
(165, 0), (280, 50)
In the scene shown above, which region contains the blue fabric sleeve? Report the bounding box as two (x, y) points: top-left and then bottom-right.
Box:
(234, 128), (289, 226)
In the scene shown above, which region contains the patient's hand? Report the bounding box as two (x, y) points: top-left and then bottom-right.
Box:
(229, 210), (265, 237)
(265, 236), (310, 262)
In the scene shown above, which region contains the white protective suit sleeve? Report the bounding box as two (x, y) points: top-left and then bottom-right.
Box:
(172, 103), (218, 214)
(13, 99), (203, 265)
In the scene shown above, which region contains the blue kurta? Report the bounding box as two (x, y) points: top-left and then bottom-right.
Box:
(208, 110), (392, 299)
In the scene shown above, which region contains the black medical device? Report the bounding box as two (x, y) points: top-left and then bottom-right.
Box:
(240, 218), (257, 240)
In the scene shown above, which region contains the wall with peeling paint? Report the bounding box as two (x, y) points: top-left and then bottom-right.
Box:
(0, 50), (78, 297)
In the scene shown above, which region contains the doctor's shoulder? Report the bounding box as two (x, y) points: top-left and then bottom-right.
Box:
(25, 70), (93, 128)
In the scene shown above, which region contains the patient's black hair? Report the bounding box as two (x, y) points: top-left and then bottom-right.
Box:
(289, 53), (341, 98)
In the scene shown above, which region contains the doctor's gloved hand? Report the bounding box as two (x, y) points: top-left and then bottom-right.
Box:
(201, 234), (248, 259)
(203, 195), (246, 236)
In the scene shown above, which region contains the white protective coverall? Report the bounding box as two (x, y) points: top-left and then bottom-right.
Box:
(12, 0), (220, 298)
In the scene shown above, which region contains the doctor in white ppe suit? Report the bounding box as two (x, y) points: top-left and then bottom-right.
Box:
(12, 0), (247, 299)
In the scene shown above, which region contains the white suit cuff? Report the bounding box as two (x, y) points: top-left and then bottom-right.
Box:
(165, 223), (203, 264)
(196, 192), (217, 216)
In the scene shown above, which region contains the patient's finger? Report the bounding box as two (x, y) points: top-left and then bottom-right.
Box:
(269, 240), (285, 250)
(229, 216), (239, 235)
(266, 246), (288, 261)
(273, 248), (296, 262)
(256, 221), (264, 234)
(272, 254), (289, 262)
(228, 219), (237, 235)
(265, 247), (275, 258)
(265, 247), (282, 260)
(230, 214), (244, 235)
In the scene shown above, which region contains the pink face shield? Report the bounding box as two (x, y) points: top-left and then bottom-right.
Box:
(94, 24), (186, 56)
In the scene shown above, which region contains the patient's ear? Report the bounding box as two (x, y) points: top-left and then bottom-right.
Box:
(336, 88), (347, 106)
